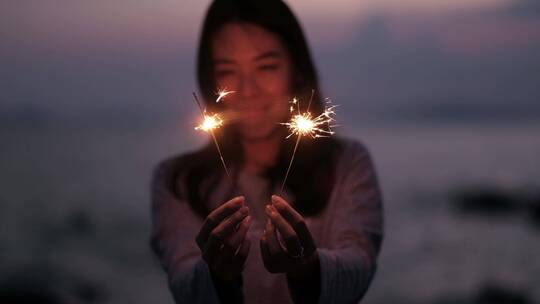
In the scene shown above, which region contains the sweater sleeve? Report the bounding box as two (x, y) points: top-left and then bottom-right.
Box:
(317, 141), (384, 304)
(150, 158), (223, 304)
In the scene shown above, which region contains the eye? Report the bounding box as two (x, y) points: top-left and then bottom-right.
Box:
(258, 64), (279, 71)
(216, 69), (235, 78)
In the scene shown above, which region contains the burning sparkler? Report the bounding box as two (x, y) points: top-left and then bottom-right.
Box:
(215, 89), (235, 103)
(280, 90), (337, 192)
(193, 91), (234, 187)
(194, 113), (223, 132)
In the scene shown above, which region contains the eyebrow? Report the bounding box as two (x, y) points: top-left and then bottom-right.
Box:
(213, 50), (282, 65)
(254, 51), (282, 61)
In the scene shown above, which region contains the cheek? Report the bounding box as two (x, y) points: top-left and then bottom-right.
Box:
(258, 68), (291, 95)
(214, 74), (238, 91)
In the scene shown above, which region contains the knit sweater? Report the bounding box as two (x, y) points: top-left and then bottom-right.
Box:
(150, 137), (384, 304)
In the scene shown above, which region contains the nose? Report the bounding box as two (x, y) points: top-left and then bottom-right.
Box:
(237, 72), (259, 100)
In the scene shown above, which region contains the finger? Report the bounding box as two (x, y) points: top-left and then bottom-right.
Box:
(223, 215), (251, 257)
(233, 237), (251, 268)
(260, 233), (270, 261)
(271, 195), (303, 224)
(211, 206), (250, 243)
(271, 195), (316, 253)
(197, 196), (245, 248)
(264, 216), (284, 255)
(203, 206), (249, 263)
(221, 238), (251, 277)
(260, 234), (273, 268)
(202, 234), (221, 265)
(266, 204), (302, 256)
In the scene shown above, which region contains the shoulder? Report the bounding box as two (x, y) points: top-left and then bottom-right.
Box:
(152, 151), (195, 181)
(331, 136), (379, 190)
(334, 136), (373, 166)
(151, 148), (208, 194)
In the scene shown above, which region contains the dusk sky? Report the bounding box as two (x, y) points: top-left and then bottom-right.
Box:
(2, 0), (539, 125)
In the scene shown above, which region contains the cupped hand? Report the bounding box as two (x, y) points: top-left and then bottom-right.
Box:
(260, 195), (319, 279)
(195, 196), (252, 281)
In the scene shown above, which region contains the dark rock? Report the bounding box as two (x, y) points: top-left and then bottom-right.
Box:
(67, 210), (94, 236)
(527, 194), (540, 227)
(0, 288), (62, 304)
(72, 282), (104, 303)
(0, 266), (106, 304)
(475, 283), (533, 304)
(451, 187), (521, 215)
(434, 283), (536, 304)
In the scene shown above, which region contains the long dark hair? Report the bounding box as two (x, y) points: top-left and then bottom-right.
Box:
(171, 0), (342, 218)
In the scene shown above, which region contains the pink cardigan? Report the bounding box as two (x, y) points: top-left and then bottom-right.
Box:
(150, 138), (384, 304)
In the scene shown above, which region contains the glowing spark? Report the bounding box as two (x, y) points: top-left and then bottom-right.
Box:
(195, 113), (223, 132)
(281, 100), (337, 139)
(192, 92), (233, 188)
(280, 90), (338, 192)
(215, 89), (235, 103)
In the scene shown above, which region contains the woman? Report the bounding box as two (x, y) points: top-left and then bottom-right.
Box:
(150, 1), (384, 303)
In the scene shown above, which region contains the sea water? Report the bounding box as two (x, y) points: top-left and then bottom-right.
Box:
(1, 120), (539, 303)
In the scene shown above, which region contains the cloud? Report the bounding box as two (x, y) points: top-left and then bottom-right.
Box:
(313, 13), (540, 123)
(1, 0), (539, 125)
(499, 0), (540, 18)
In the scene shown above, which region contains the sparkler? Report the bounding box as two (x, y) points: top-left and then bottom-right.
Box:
(280, 90), (337, 192)
(194, 113), (223, 132)
(193, 91), (234, 187)
(215, 89), (235, 103)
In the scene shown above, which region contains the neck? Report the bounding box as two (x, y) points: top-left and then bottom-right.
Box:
(241, 132), (282, 175)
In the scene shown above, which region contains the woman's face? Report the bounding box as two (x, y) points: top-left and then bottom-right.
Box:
(210, 22), (292, 141)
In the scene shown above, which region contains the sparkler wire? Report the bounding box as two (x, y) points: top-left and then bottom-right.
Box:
(280, 90), (316, 192)
(192, 92), (234, 188)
